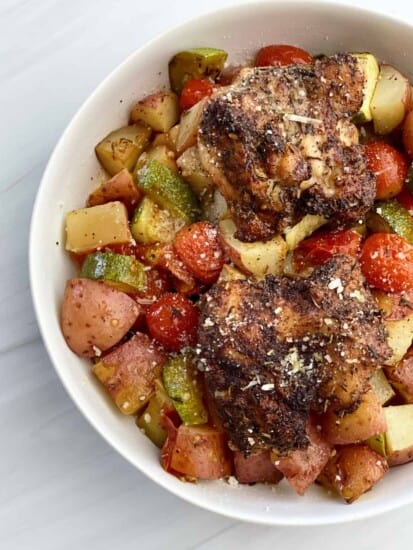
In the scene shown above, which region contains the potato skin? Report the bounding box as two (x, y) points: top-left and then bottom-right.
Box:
(321, 389), (387, 445)
(93, 333), (167, 414)
(61, 278), (139, 357)
(318, 444), (388, 503)
(234, 451), (283, 485)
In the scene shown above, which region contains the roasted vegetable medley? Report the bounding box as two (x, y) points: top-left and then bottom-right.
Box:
(61, 44), (413, 503)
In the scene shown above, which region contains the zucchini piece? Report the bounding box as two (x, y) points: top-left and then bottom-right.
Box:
(131, 197), (184, 244)
(352, 53), (379, 124)
(81, 251), (147, 292)
(169, 47), (228, 93)
(95, 123), (151, 176)
(136, 379), (173, 448)
(136, 160), (200, 224)
(367, 200), (413, 244)
(367, 433), (386, 457)
(65, 201), (132, 254)
(163, 355), (208, 425)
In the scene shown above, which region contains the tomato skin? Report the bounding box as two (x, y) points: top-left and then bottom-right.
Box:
(293, 229), (362, 272)
(255, 44), (313, 67)
(364, 142), (409, 200)
(359, 233), (413, 292)
(146, 293), (199, 351)
(396, 186), (413, 215)
(403, 110), (413, 159)
(179, 79), (216, 110)
(173, 221), (225, 284)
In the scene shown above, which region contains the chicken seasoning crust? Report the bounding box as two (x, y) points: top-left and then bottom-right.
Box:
(198, 54), (375, 241)
(198, 256), (391, 455)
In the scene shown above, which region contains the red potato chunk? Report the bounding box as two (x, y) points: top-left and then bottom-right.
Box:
(318, 444), (388, 503)
(386, 352), (413, 403)
(61, 278), (139, 357)
(87, 168), (142, 214)
(161, 415), (233, 480)
(234, 451), (283, 485)
(92, 332), (167, 414)
(321, 389), (387, 445)
(271, 421), (332, 495)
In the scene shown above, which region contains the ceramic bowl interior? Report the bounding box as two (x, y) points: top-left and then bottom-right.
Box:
(30, 1), (413, 525)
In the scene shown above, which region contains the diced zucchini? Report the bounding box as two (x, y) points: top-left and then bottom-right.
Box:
(176, 146), (213, 196)
(367, 433), (386, 457)
(130, 91), (179, 132)
(136, 379), (173, 448)
(367, 200), (413, 245)
(169, 47), (228, 93)
(136, 160), (200, 224)
(131, 197), (184, 244)
(81, 251), (146, 293)
(163, 355), (208, 425)
(352, 53), (379, 124)
(95, 123), (151, 176)
(65, 201), (132, 254)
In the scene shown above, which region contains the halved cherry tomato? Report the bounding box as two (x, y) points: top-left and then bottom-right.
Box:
(173, 221), (225, 284)
(255, 44), (313, 67)
(396, 186), (413, 215)
(359, 233), (413, 292)
(403, 110), (413, 159)
(293, 229), (362, 272)
(364, 142), (409, 200)
(146, 292), (199, 351)
(179, 79), (217, 110)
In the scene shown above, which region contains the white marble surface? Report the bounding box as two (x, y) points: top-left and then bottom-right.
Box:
(2, 0), (413, 548)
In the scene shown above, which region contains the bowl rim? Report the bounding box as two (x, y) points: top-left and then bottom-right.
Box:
(29, 0), (413, 526)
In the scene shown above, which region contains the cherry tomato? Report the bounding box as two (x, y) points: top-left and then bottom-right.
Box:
(396, 186), (413, 215)
(255, 44), (313, 67)
(173, 222), (225, 284)
(179, 79), (217, 110)
(293, 229), (362, 272)
(403, 110), (413, 159)
(146, 293), (199, 351)
(359, 233), (413, 292)
(364, 142), (409, 200)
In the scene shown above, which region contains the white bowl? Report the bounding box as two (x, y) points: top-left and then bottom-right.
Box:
(30, 1), (413, 525)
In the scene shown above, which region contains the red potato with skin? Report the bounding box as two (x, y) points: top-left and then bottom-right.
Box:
(86, 168), (142, 214)
(234, 451), (283, 484)
(92, 332), (167, 414)
(161, 413), (233, 480)
(219, 218), (287, 277)
(61, 278), (139, 357)
(271, 421), (332, 495)
(403, 110), (413, 158)
(385, 352), (413, 403)
(318, 444), (388, 503)
(321, 389), (387, 445)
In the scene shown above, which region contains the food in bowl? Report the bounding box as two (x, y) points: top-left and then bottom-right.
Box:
(60, 41), (413, 504)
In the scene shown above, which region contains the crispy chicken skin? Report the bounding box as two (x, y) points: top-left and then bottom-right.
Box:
(197, 256), (391, 455)
(198, 54), (375, 242)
